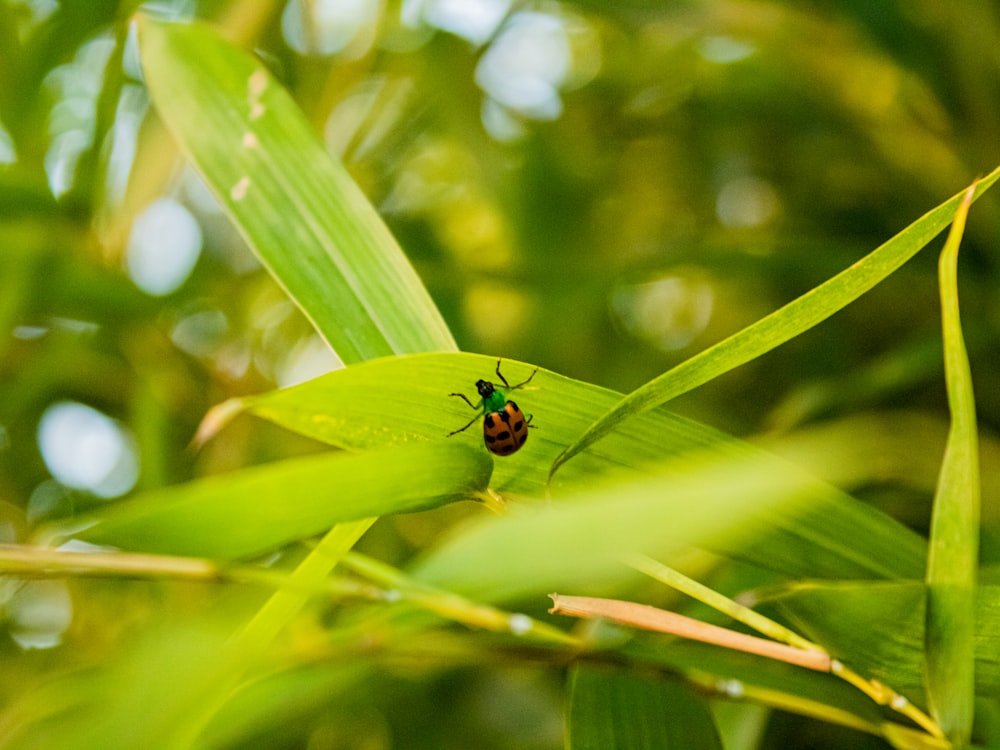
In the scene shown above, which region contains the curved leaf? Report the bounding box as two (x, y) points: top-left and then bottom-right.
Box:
(137, 16), (455, 362)
(549, 168), (1000, 480)
(771, 582), (1000, 700)
(409, 447), (924, 605)
(43, 443), (491, 559)
(925, 183), (980, 742)
(237, 353), (927, 585)
(237, 352), (738, 495)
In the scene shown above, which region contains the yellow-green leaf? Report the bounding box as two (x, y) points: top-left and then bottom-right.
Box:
(568, 665), (722, 750)
(550, 168), (1000, 480)
(925, 183), (981, 743)
(43, 443), (491, 559)
(137, 16), (455, 363)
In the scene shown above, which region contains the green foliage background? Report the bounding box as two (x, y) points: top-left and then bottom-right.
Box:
(1, 2), (1000, 749)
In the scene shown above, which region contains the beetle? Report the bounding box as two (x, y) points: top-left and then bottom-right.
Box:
(447, 360), (537, 456)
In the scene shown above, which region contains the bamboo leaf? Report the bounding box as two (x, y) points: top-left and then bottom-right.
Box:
(236, 352), (742, 495)
(132, 21), (462, 743)
(549, 167), (1000, 481)
(771, 582), (1000, 702)
(409, 446), (921, 605)
(226, 354), (926, 594)
(137, 16), (455, 362)
(925, 183), (981, 743)
(567, 665), (723, 750)
(42, 443), (491, 559)
(235, 352), (927, 583)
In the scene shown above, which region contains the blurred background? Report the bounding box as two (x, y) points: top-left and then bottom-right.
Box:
(1, 1), (1000, 747)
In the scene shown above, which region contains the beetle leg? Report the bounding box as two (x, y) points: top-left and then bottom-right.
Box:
(449, 392), (477, 409)
(494, 358), (510, 389)
(447, 413), (482, 437)
(509, 367), (538, 391)
(496, 359), (538, 391)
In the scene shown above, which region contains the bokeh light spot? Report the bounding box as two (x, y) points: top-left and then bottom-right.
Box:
(43, 34), (115, 196)
(418, 0), (511, 45)
(6, 580), (73, 650)
(37, 401), (138, 498)
(476, 12), (571, 121)
(281, 0), (378, 57)
(277, 335), (342, 387)
(698, 35), (756, 64)
(0, 119), (16, 164)
(716, 176), (780, 228)
(171, 309), (229, 358)
(126, 197), (203, 296)
(612, 276), (715, 351)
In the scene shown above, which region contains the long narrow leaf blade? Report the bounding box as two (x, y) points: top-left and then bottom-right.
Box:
(235, 352), (743, 494)
(550, 167), (1000, 479)
(137, 16), (455, 362)
(567, 665), (723, 750)
(925, 184), (980, 742)
(231, 353), (927, 582)
(42, 443), (491, 559)
(771, 582), (1000, 700)
(409, 447), (906, 605)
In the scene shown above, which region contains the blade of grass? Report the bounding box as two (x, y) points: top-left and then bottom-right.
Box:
(41, 442), (492, 559)
(567, 665), (723, 750)
(628, 554), (822, 653)
(549, 168), (1000, 481)
(770, 582), (1000, 701)
(410, 446), (882, 604)
(226, 352), (747, 495)
(225, 352), (927, 582)
(626, 638), (935, 747)
(925, 183), (980, 743)
(133, 17), (456, 746)
(137, 15), (455, 361)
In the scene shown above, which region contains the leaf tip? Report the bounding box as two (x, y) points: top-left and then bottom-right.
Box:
(191, 398), (247, 451)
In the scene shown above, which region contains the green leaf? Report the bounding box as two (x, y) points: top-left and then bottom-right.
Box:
(0, 619), (236, 750)
(137, 16), (455, 362)
(625, 639), (888, 740)
(237, 352), (740, 495)
(46, 443), (491, 559)
(771, 582), (1000, 702)
(549, 167), (1000, 480)
(238, 352), (927, 586)
(567, 665), (723, 750)
(409, 446), (923, 605)
(736, 483), (925, 581)
(133, 19), (462, 738)
(925, 184), (981, 742)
